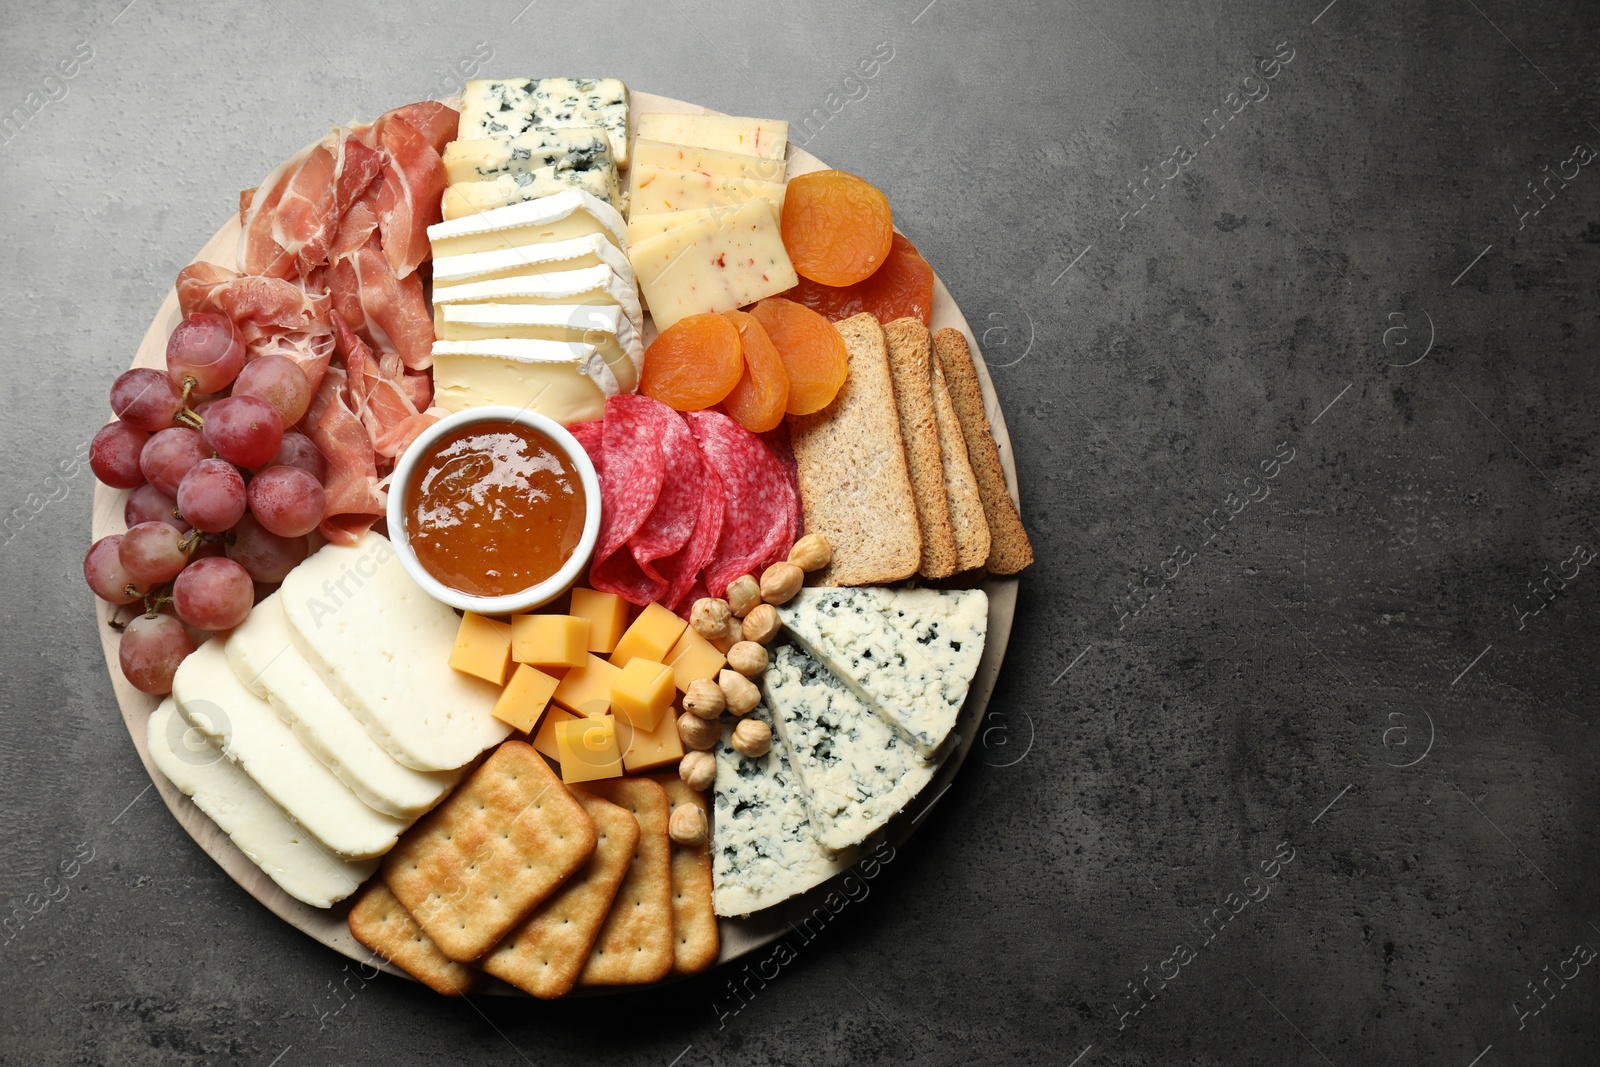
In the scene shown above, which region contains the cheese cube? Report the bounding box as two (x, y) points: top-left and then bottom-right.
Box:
(442, 170), (621, 219)
(569, 589), (630, 653)
(552, 653), (622, 716)
(555, 715), (624, 783)
(429, 342), (609, 426)
(633, 139), (785, 185)
(636, 113), (789, 161)
(628, 198), (798, 331)
(616, 710), (685, 774)
(532, 705), (577, 762)
(628, 164), (786, 218)
(664, 627), (727, 692)
(610, 602), (688, 669)
(491, 663), (561, 733)
(449, 612), (512, 685)
(609, 658), (676, 732)
(511, 614), (591, 670)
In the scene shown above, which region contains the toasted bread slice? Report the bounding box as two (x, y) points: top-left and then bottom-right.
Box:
(931, 329), (1033, 574)
(930, 360), (990, 571)
(788, 314), (921, 586)
(883, 319), (958, 579)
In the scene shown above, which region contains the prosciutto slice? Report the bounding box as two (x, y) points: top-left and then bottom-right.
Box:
(303, 362), (383, 545)
(368, 114), (445, 280)
(380, 101), (458, 155)
(336, 319), (436, 460)
(327, 231), (434, 370)
(175, 263), (334, 393)
(269, 129), (383, 277)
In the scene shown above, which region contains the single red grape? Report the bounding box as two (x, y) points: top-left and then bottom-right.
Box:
(167, 312), (245, 393)
(125, 483), (188, 531)
(172, 556), (253, 631)
(90, 422), (149, 489)
(202, 395), (283, 469)
(110, 369), (183, 431)
(234, 354), (313, 427)
(140, 427), (210, 496)
(227, 514), (309, 583)
(268, 431), (327, 482)
(85, 535), (148, 604)
(176, 459), (246, 533)
(119, 521), (191, 585)
(119, 612), (195, 694)
(247, 465), (325, 538)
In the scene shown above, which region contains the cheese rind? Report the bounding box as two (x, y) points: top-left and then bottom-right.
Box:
(636, 113), (789, 161)
(442, 129), (615, 186)
(711, 704), (854, 916)
(428, 188), (627, 258)
(147, 699), (377, 908)
(775, 586), (988, 757)
(443, 170), (621, 218)
(279, 534), (512, 773)
(429, 265), (642, 344)
(226, 595), (459, 820)
(632, 139), (786, 185)
(762, 644), (939, 852)
(431, 234), (634, 289)
(628, 198), (798, 331)
(172, 640), (409, 859)
(628, 164), (786, 218)
(459, 78), (630, 167)
(429, 341), (612, 424)
(436, 303), (641, 394)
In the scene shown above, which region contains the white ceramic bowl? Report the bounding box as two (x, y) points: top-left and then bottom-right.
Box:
(386, 406), (601, 615)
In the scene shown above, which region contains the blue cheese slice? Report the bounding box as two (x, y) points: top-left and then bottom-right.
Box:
(711, 704), (855, 916)
(459, 78), (630, 167)
(775, 587), (988, 757)
(442, 129), (615, 185)
(762, 644), (939, 852)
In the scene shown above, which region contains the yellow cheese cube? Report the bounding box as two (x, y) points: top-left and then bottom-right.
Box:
(511, 613), (591, 670)
(609, 602), (688, 669)
(532, 705), (577, 762)
(569, 588), (630, 654)
(555, 715), (624, 783)
(490, 663), (561, 733)
(552, 653), (622, 716)
(664, 627), (727, 692)
(616, 710), (685, 774)
(448, 612), (512, 685)
(609, 658), (676, 733)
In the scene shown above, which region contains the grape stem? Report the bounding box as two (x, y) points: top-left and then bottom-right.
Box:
(174, 377), (204, 430)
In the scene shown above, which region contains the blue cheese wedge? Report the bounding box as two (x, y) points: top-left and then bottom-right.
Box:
(775, 587), (989, 757)
(762, 644), (939, 852)
(459, 78), (630, 167)
(442, 169), (621, 219)
(711, 704), (855, 916)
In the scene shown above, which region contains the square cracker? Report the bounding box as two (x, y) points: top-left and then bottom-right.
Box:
(381, 740), (597, 962)
(653, 775), (720, 975)
(478, 790), (640, 999)
(576, 778), (675, 986)
(348, 880), (476, 995)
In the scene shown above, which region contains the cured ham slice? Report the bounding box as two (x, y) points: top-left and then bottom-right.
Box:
(176, 263), (334, 394)
(238, 143), (313, 279)
(380, 101), (458, 155)
(336, 319), (436, 460)
(326, 227), (435, 371)
(369, 114), (445, 281)
(303, 362), (383, 545)
(688, 410), (796, 598)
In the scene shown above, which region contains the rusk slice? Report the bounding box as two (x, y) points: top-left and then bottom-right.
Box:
(653, 775), (719, 974)
(348, 881), (476, 995)
(930, 361), (990, 572)
(787, 313), (921, 586)
(882, 318), (958, 579)
(931, 329), (1034, 574)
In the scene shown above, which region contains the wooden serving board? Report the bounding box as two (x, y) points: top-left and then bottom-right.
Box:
(90, 91), (1023, 991)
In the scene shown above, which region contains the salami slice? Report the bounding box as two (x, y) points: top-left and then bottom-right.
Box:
(585, 397), (666, 604)
(657, 460), (724, 613)
(567, 420), (603, 475)
(761, 424), (803, 544)
(628, 404), (702, 567)
(687, 410), (797, 598)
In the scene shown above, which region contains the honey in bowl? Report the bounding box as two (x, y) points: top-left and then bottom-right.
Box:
(403, 420), (587, 599)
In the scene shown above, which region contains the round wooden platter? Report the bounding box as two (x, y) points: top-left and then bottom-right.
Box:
(90, 91), (1023, 993)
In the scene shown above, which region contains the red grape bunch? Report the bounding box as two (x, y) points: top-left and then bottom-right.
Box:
(85, 312), (327, 695)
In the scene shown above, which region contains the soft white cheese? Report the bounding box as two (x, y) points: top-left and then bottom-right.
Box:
(429, 339), (613, 423)
(427, 187), (627, 257)
(431, 233), (634, 290)
(428, 263), (642, 348)
(435, 302), (642, 395)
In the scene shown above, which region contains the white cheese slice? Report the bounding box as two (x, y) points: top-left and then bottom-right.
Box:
(628, 164), (786, 218)
(762, 644), (939, 853)
(636, 112), (789, 161)
(147, 699), (377, 908)
(279, 533), (512, 772)
(443, 170), (621, 219)
(711, 703), (855, 916)
(430, 339), (613, 424)
(428, 188), (627, 259)
(435, 303), (641, 394)
(442, 129), (615, 186)
(459, 78), (630, 167)
(428, 264), (642, 345)
(628, 198), (798, 331)
(226, 594), (460, 820)
(775, 587), (989, 758)
(172, 640), (408, 859)
(431, 233), (634, 290)
(632, 138), (786, 185)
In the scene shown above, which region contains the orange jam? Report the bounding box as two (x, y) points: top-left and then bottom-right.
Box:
(404, 421), (587, 598)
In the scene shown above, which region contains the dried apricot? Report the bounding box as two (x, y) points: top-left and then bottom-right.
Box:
(780, 170), (894, 287)
(640, 312), (743, 411)
(720, 311), (790, 432)
(783, 233), (935, 325)
(748, 297), (848, 416)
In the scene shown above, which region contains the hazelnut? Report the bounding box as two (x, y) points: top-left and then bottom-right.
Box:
(669, 803), (709, 846)
(741, 603), (781, 644)
(726, 640), (769, 678)
(682, 677), (726, 719)
(760, 562), (804, 605)
(787, 534), (832, 572)
(709, 617), (739, 654)
(677, 711), (720, 751)
(718, 669), (760, 715)
(726, 575), (761, 617)
(690, 597), (732, 642)
(731, 717), (772, 758)
(679, 749), (716, 791)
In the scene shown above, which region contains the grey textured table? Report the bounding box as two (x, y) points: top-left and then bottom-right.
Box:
(3, 1), (1597, 1064)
